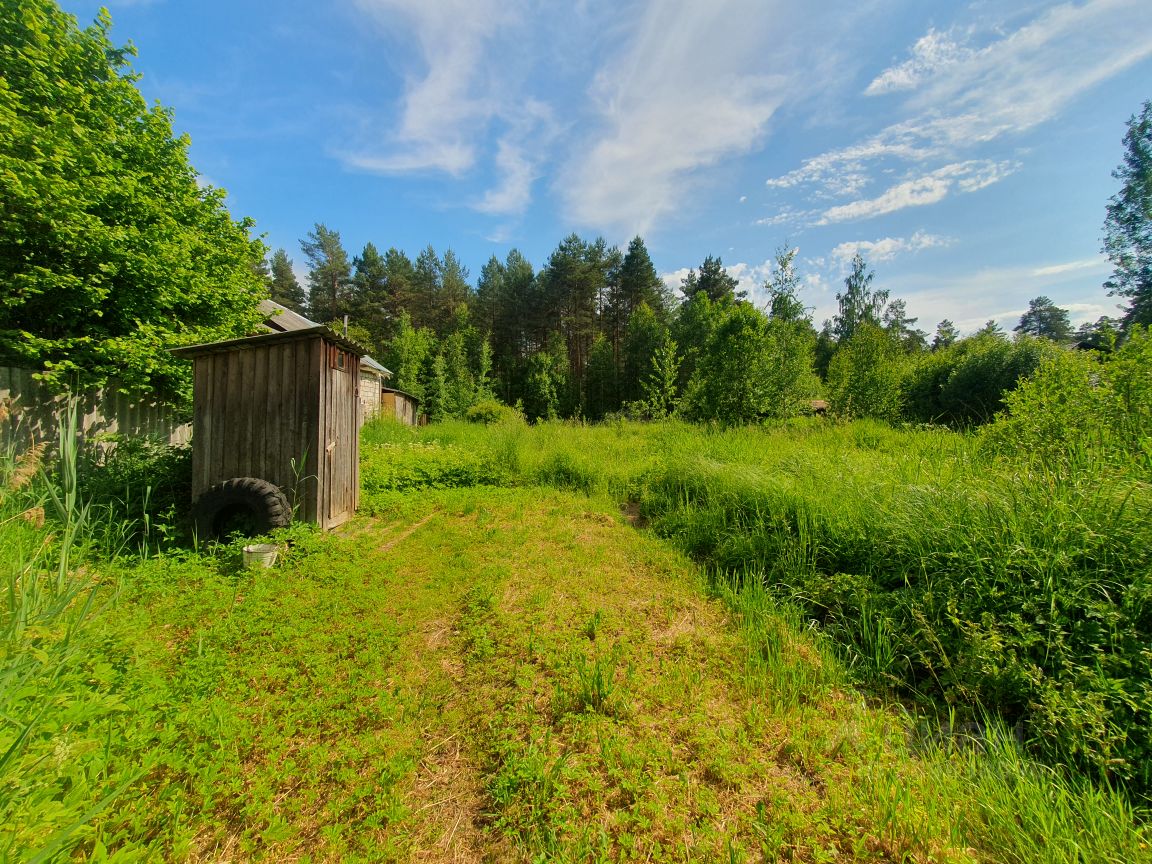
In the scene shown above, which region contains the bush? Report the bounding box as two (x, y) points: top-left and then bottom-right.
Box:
(78, 436), (192, 549)
(903, 334), (1053, 426)
(466, 399), (525, 426)
(826, 324), (906, 420)
(982, 326), (1152, 470)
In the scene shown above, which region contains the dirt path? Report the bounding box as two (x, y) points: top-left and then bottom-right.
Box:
(137, 486), (964, 862)
(318, 488), (947, 863)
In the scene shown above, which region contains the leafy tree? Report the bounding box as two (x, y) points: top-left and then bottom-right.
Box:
(386, 311), (435, 402)
(621, 304), (667, 406)
(301, 224), (352, 324)
(683, 303), (813, 424)
(641, 333), (681, 419)
(522, 349), (561, 423)
(423, 353), (449, 423)
(672, 292), (723, 390)
(0, 1), (267, 401)
(1014, 296), (1073, 342)
(832, 253), (888, 343)
(765, 246), (808, 323)
(932, 319), (959, 351)
(814, 321), (836, 380)
(268, 249), (306, 313)
(582, 334), (619, 421)
(1103, 100), (1152, 330)
(438, 329), (474, 418)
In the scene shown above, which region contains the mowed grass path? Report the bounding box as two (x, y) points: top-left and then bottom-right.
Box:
(97, 486), (971, 863)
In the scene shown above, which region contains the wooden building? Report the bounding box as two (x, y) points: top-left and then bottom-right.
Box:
(258, 299), (410, 426)
(381, 387), (421, 426)
(172, 325), (364, 531)
(359, 355), (390, 421)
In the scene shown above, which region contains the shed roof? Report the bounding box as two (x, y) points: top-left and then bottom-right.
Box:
(360, 355), (392, 378)
(259, 299), (321, 333)
(171, 325), (366, 358)
(382, 386), (421, 405)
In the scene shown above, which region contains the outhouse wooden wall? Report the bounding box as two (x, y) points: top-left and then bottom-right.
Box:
(175, 328), (362, 530)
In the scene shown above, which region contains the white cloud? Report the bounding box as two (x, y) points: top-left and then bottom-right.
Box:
(340, 0), (554, 216)
(863, 257), (1116, 335)
(560, 0), (794, 235)
(865, 28), (974, 96)
(829, 231), (950, 266)
(1031, 257), (1107, 278)
(346, 0), (512, 175)
(768, 1), (1152, 202)
(818, 160), (1017, 223)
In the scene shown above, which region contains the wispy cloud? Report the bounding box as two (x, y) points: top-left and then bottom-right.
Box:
(560, 0), (795, 235)
(865, 28), (974, 96)
(340, 0), (558, 217)
(767, 0), (1152, 214)
(345, 0), (512, 175)
(818, 160), (1017, 223)
(829, 231), (950, 266)
(1031, 257), (1108, 278)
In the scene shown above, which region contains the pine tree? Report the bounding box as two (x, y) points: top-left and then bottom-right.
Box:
(932, 319), (959, 351)
(1014, 296), (1073, 342)
(351, 242), (391, 350)
(641, 333), (681, 419)
(269, 249), (306, 313)
(300, 224), (352, 324)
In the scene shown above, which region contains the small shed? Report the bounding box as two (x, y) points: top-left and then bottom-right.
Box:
(258, 299), (399, 426)
(381, 387), (421, 426)
(172, 325), (364, 531)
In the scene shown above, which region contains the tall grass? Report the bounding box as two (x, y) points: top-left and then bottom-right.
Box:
(0, 402), (145, 861)
(361, 416), (1152, 827)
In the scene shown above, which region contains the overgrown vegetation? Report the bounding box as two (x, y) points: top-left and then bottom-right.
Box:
(7, 369), (1152, 860)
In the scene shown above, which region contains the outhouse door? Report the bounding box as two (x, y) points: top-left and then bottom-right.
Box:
(321, 344), (360, 529)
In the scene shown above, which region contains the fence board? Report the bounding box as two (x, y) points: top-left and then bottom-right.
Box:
(0, 366), (191, 455)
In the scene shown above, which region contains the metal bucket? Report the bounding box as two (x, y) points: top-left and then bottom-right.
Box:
(242, 543), (279, 569)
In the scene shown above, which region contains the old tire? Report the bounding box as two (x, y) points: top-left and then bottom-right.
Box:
(193, 477), (291, 539)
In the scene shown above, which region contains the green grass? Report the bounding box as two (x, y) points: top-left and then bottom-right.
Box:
(4, 413), (1151, 861)
(363, 416), (1152, 798)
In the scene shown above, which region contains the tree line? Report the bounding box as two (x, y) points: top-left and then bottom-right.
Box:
(264, 218), (1137, 427)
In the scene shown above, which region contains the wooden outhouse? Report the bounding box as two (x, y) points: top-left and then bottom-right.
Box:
(172, 326), (364, 531)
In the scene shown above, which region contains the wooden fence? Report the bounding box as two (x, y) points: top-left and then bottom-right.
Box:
(0, 367), (191, 455)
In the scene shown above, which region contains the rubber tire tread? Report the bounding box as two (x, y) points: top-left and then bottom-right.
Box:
(192, 476), (291, 539)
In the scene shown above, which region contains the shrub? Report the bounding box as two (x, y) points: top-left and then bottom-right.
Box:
(466, 399), (525, 426)
(903, 334), (1053, 426)
(826, 324), (905, 420)
(982, 326), (1152, 470)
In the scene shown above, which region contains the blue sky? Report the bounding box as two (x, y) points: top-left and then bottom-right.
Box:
(61, 0), (1152, 335)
